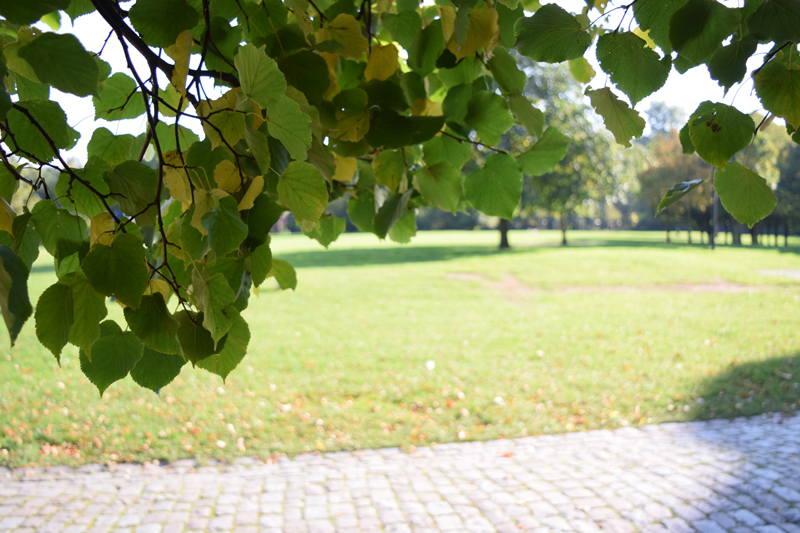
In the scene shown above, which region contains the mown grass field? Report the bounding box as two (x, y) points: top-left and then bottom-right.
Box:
(2, 230), (800, 468)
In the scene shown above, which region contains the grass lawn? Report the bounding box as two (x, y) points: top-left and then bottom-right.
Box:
(2, 230), (800, 468)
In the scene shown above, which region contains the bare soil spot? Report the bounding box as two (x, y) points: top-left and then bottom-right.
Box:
(447, 273), (769, 295)
(759, 269), (800, 281)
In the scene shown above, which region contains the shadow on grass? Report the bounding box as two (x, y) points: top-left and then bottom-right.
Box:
(274, 244), (541, 268)
(691, 353), (800, 421)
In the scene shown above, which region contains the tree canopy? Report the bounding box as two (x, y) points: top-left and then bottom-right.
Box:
(0, 0), (796, 394)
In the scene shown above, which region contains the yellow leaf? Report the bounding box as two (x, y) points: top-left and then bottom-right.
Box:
(411, 97), (443, 116)
(316, 14), (368, 59)
(164, 169), (193, 205)
(238, 176), (264, 211)
(191, 189), (228, 236)
(321, 52), (341, 99)
(364, 44), (398, 81)
(333, 109), (370, 142)
(447, 8), (498, 60)
(0, 198), (15, 237)
(144, 279), (171, 304)
(633, 27), (656, 49)
(165, 30), (193, 96)
(333, 155), (357, 182)
(438, 6), (456, 42)
(214, 160), (243, 194)
(90, 213), (115, 247)
(376, 0), (394, 16)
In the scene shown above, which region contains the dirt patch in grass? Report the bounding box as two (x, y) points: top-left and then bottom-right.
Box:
(759, 269), (800, 280)
(447, 273), (769, 294)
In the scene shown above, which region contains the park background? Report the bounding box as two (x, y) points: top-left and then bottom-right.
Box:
(3, 59), (800, 469)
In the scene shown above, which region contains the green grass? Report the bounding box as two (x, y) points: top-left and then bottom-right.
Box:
(2, 230), (800, 468)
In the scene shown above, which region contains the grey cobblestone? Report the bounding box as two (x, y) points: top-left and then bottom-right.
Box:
(2, 415), (799, 532)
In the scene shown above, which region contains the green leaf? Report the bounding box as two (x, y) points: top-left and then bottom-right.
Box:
(266, 95), (312, 161)
(679, 122), (695, 154)
(153, 122), (199, 153)
(585, 88), (645, 147)
(79, 320), (144, 397)
(65, 0), (95, 21)
(7, 215), (40, 271)
(707, 37), (759, 95)
(373, 190), (413, 239)
(514, 4), (591, 63)
(18, 33), (99, 97)
(366, 110), (445, 149)
(415, 162), (463, 213)
(202, 195), (249, 257)
(105, 160), (159, 226)
(464, 153), (522, 219)
(243, 194), (285, 247)
(87, 128), (135, 167)
(197, 310), (249, 382)
(747, 0), (800, 43)
(382, 10), (422, 49)
(669, 0), (740, 65)
(596, 31), (671, 107)
(487, 47), (526, 95)
(129, 0), (200, 48)
(633, 0), (689, 54)
(0, 0), (69, 25)
(688, 101), (754, 169)
(347, 191), (376, 233)
(196, 272), (237, 346)
(438, 57), (477, 89)
(507, 94), (544, 138)
(373, 150), (405, 192)
(175, 310), (217, 365)
(34, 282), (73, 362)
(408, 20), (446, 76)
(277, 51), (330, 105)
(268, 258), (297, 290)
(64, 271), (106, 359)
(464, 92), (515, 147)
(244, 126), (272, 176)
(656, 178), (705, 214)
(93, 73), (146, 121)
(303, 215), (346, 248)
(422, 135), (472, 170)
(442, 84), (473, 123)
(388, 208), (416, 244)
(517, 126), (572, 176)
(130, 347), (187, 393)
(246, 243), (273, 287)
(124, 294), (181, 355)
(715, 162), (777, 228)
(235, 43), (287, 108)
(30, 200), (87, 263)
(81, 232), (149, 309)
(56, 157), (113, 218)
(0, 63), (11, 121)
(0, 246), (32, 346)
(6, 100), (79, 162)
(278, 161), (328, 223)
(754, 58), (800, 129)
(497, 3), (524, 49)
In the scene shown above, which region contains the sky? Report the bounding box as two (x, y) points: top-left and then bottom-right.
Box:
(45, 0), (771, 162)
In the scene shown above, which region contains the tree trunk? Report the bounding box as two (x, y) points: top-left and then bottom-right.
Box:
(732, 221), (741, 245)
(687, 210), (692, 244)
(749, 224), (759, 246)
(786, 224), (790, 247)
(499, 218), (510, 249)
(561, 212), (568, 245)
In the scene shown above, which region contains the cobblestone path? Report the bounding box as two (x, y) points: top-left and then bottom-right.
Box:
(2, 415), (800, 533)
